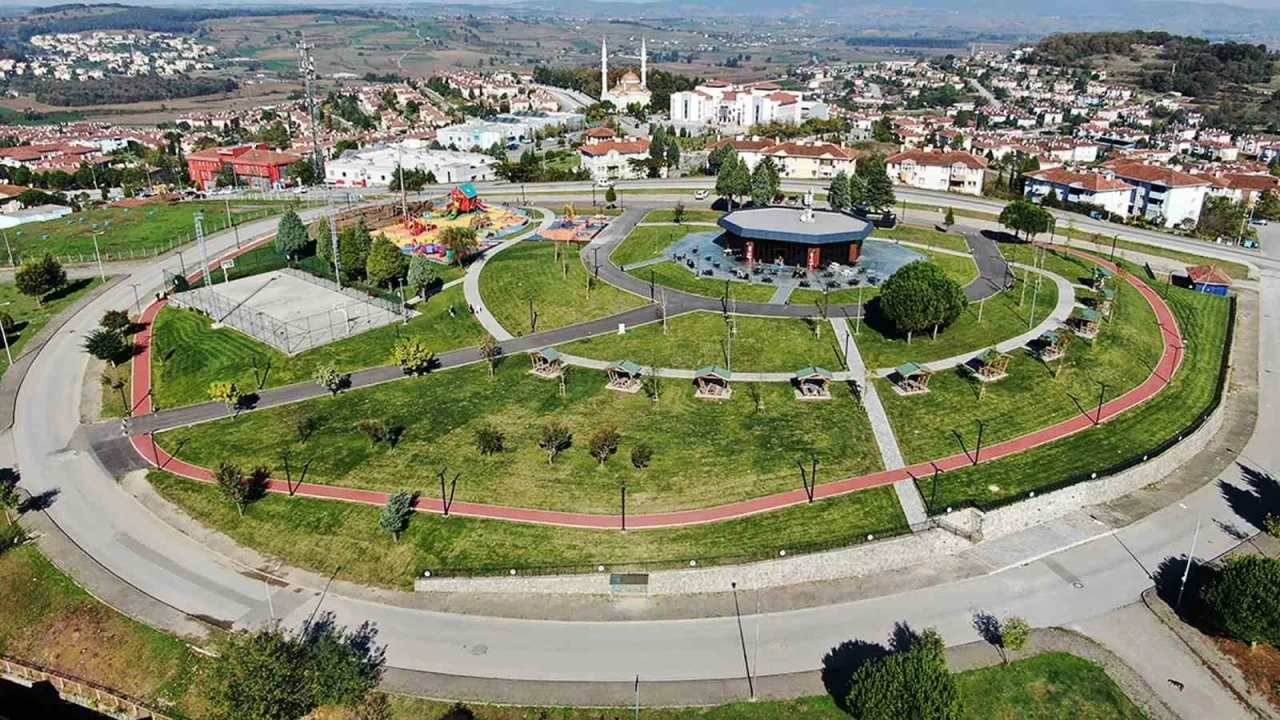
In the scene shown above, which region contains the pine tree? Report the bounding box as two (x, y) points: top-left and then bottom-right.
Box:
(379, 489), (414, 542)
(862, 155), (896, 210)
(828, 170), (851, 210)
(750, 161), (774, 206)
(274, 211), (309, 262)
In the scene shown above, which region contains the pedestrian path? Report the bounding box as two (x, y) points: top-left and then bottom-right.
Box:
(829, 317), (928, 526)
(461, 207), (554, 341)
(768, 285), (794, 305)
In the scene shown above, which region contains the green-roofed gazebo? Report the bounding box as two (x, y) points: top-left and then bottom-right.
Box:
(1032, 329), (1071, 361)
(1092, 266), (1114, 288)
(794, 366), (834, 400)
(1070, 307), (1103, 339)
(1095, 286), (1117, 317)
(892, 362), (933, 395)
(694, 365), (732, 400)
(605, 360), (643, 393)
(968, 348), (1012, 382)
(529, 347), (564, 378)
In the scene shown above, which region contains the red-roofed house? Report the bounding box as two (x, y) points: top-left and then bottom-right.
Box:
(1024, 168), (1136, 217)
(578, 138), (652, 182)
(582, 126), (618, 145)
(760, 141), (858, 179)
(185, 143), (305, 191)
(885, 150), (988, 196)
(1104, 161), (1210, 228)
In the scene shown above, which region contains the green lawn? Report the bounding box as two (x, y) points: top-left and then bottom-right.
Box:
(878, 273), (1156, 465)
(926, 280), (1229, 510)
(4, 200), (293, 262)
(150, 283), (484, 408)
(479, 240), (645, 335)
(611, 225), (703, 268)
(0, 277), (103, 377)
(0, 544), (208, 717)
(628, 261), (779, 303)
(642, 209), (724, 224)
(789, 250), (978, 307)
(151, 469), (905, 587)
(557, 311), (846, 372)
(377, 652), (1144, 719)
(158, 360), (883, 514)
(853, 268), (1061, 371)
(876, 224), (972, 254)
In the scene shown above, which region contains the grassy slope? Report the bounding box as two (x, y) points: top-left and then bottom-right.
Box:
(557, 310), (846, 372)
(0, 277), (102, 377)
(927, 278), (1229, 509)
(7, 200), (292, 260)
(150, 283), (483, 408)
(876, 225), (972, 253)
(151, 470), (905, 586)
(158, 361), (883, 515)
(629, 261), (780, 303)
(0, 544), (208, 717)
(479, 241), (645, 335)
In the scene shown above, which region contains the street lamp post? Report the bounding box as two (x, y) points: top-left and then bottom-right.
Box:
(91, 232), (106, 281)
(0, 301), (12, 366)
(1, 228), (12, 267)
(225, 196), (240, 248)
(731, 582), (755, 701)
(128, 283), (142, 316)
(1177, 514), (1202, 610)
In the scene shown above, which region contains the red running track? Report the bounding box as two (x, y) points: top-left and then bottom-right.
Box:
(127, 245), (1184, 530)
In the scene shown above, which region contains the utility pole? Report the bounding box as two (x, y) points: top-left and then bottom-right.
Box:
(731, 582), (755, 701)
(299, 34), (341, 287)
(225, 196), (240, 248)
(91, 231), (106, 282)
(194, 214), (211, 287)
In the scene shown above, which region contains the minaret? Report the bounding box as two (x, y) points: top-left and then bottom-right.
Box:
(600, 36), (608, 101)
(641, 37), (647, 89)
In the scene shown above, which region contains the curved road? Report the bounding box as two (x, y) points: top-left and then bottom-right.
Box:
(8, 183), (1279, 712)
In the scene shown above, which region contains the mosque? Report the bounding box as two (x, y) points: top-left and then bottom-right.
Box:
(600, 36), (652, 109)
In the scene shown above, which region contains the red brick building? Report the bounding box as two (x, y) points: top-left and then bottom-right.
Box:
(185, 143), (304, 191)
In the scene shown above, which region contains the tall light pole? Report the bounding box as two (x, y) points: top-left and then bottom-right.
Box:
(225, 195), (240, 248)
(731, 582), (755, 701)
(1, 227), (12, 267)
(1177, 512), (1202, 610)
(128, 283), (142, 316)
(194, 213), (211, 287)
(91, 231), (106, 282)
(0, 301), (12, 366)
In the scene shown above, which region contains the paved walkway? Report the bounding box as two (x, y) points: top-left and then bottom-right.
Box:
(461, 206), (555, 342)
(829, 317), (927, 526)
(126, 245), (1183, 532)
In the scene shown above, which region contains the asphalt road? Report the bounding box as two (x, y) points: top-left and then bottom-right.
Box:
(6, 182), (1279, 709)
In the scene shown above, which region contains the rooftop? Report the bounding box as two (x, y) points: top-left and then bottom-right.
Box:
(718, 207), (873, 246)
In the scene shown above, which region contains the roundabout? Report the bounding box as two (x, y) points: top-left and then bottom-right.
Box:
(6, 186), (1264, 710)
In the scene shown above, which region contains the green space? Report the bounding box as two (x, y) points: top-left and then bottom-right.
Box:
(878, 272), (1156, 464)
(876, 224), (972, 254)
(611, 225), (702, 268)
(151, 468), (904, 587)
(642, 209), (725, 224)
(479, 240), (645, 334)
(4, 200), (293, 262)
(379, 652), (1144, 719)
(926, 278), (1230, 510)
(157, 360), (884, 515)
(627, 261), (779, 303)
(221, 241), (464, 285)
(0, 544), (208, 717)
(853, 266), (1061, 370)
(150, 283), (483, 408)
(558, 311), (845, 372)
(0, 276), (103, 377)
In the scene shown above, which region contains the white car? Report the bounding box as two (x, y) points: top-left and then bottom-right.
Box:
(694, 190), (709, 200)
(597, 178), (614, 188)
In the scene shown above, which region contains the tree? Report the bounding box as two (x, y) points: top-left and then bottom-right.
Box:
(630, 443), (653, 469)
(828, 170), (851, 210)
(214, 461), (260, 516)
(1206, 555), (1280, 648)
(379, 488), (413, 541)
(1000, 616), (1030, 654)
(844, 629), (961, 720)
(998, 199), (1053, 240)
(208, 380), (242, 411)
(878, 261), (966, 342)
(861, 155), (896, 210)
(208, 620), (383, 720)
(314, 217), (334, 265)
(944, 207), (956, 227)
(588, 425), (620, 466)
(478, 334), (501, 377)
(1196, 196), (1251, 241)
(339, 221), (373, 281)
(314, 362), (345, 395)
(100, 308), (131, 331)
(14, 253), (66, 306)
(356, 419), (389, 446)
(538, 422), (572, 464)
(274, 211), (309, 262)
(83, 327), (130, 366)
(715, 149), (740, 201)
(671, 201), (686, 224)
(848, 173), (868, 209)
(665, 140), (680, 170)
(750, 159), (777, 207)
(604, 184), (617, 206)
(474, 424), (504, 455)
(438, 226), (479, 263)
(1255, 190), (1280, 221)
(390, 337), (434, 376)
(407, 254), (440, 297)
(0, 468), (19, 526)
(718, 155), (750, 207)
(366, 234), (408, 289)
(286, 406), (317, 443)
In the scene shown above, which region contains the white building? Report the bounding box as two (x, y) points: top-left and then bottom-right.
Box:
(669, 80), (827, 130)
(578, 137), (652, 182)
(325, 140), (495, 187)
(1023, 168), (1136, 217)
(600, 37), (651, 109)
(436, 112), (584, 151)
(1104, 161), (1210, 228)
(885, 150), (988, 196)
(710, 137), (857, 179)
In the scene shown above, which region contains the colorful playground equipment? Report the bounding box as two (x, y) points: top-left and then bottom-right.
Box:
(375, 183), (528, 264)
(537, 205), (612, 243)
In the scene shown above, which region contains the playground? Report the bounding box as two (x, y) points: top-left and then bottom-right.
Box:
(374, 183), (529, 263)
(533, 203), (613, 243)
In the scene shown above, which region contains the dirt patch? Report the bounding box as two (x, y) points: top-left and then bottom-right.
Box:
(1216, 637), (1280, 711)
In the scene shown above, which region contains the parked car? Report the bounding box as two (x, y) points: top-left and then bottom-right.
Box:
(1250, 217), (1268, 226)
(693, 189), (709, 200)
(597, 178), (613, 188)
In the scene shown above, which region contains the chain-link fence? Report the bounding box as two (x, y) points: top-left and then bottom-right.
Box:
(167, 268), (408, 355)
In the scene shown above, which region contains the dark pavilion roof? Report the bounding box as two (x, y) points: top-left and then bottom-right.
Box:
(717, 207), (873, 246)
